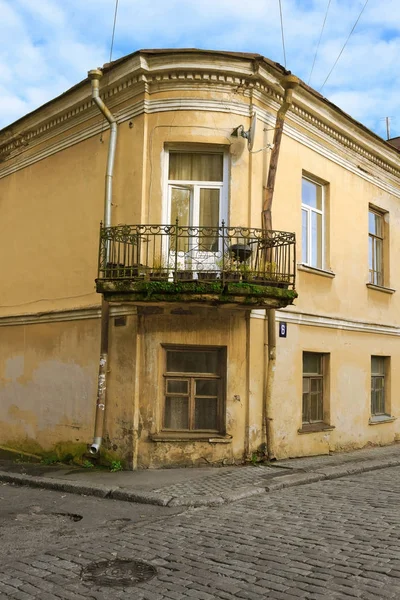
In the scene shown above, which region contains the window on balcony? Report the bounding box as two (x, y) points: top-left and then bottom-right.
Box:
(369, 208), (385, 286)
(301, 176), (325, 269)
(167, 149), (228, 253)
(163, 346), (225, 432)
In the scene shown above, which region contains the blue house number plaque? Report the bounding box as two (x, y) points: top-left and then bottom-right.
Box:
(279, 322), (287, 338)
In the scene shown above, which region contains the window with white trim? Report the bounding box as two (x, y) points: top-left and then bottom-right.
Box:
(368, 208), (385, 286)
(163, 346), (225, 432)
(302, 176), (325, 269)
(166, 149), (228, 253)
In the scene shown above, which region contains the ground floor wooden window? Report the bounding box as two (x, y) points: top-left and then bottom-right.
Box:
(302, 352), (326, 424)
(163, 346), (225, 432)
(371, 356), (388, 416)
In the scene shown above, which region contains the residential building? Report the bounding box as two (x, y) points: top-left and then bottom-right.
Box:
(1, 49), (399, 468)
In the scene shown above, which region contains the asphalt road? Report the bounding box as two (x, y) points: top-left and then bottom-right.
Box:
(1, 466), (400, 599)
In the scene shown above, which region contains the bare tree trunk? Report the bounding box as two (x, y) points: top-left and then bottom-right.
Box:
(263, 75), (299, 461)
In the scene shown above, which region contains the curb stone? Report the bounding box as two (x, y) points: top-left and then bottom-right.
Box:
(109, 488), (173, 506)
(0, 471), (112, 498)
(1, 456), (400, 507)
(167, 494), (224, 507)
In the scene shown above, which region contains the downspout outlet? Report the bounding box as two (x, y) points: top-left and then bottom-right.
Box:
(88, 68), (103, 81)
(89, 440), (101, 455)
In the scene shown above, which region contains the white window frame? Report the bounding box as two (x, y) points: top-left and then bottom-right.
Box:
(368, 207), (384, 286)
(162, 145), (229, 226)
(301, 175), (325, 269)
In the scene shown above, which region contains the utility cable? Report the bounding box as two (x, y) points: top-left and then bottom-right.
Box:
(100, 0), (120, 141)
(308, 0), (331, 86)
(108, 0), (119, 65)
(320, 0), (369, 92)
(278, 0), (287, 69)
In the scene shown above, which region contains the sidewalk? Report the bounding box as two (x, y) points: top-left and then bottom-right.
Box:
(1, 443), (400, 507)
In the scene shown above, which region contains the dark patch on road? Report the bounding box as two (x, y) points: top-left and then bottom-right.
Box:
(81, 558), (157, 587)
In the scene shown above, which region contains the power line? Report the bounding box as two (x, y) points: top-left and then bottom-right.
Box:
(100, 0), (120, 141)
(320, 0), (369, 92)
(109, 0), (119, 64)
(278, 0), (287, 69)
(308, 0), (331, 86)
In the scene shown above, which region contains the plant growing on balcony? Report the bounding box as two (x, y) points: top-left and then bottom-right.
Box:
(216, 253), (241, 281)
(251, 260), (289, 287)
(149, 255), (168, 281)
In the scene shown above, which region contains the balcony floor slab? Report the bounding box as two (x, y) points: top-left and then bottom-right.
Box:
(96, 279), (297, 309)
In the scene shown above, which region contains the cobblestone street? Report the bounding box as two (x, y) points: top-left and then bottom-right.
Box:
(2, 466), (400, 599)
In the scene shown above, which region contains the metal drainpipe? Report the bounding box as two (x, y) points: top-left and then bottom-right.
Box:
(263, 74), (299, 461)
(88, 68), (118, 455)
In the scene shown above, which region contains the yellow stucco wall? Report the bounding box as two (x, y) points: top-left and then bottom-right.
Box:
(0, 318), (98, 452)
(1, 51), (400, 467)
(274, 322), (400, 458)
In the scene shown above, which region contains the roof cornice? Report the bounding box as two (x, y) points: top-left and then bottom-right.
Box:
(0, 49), (399, 182)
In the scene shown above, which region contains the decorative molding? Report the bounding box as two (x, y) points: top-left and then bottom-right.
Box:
(0, 305), (137, 327)
(1, 60), (400, 194)
(275, 309), (400, 337)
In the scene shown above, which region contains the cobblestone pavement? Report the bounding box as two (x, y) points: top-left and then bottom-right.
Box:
(1, 444), (400, 507)
(2, 466), (400, 599)
(152, 464), (281, 497)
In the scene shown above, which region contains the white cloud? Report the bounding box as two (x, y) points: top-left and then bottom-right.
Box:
(0, 0), (399, 140)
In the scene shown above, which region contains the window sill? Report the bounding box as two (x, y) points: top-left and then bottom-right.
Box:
(298, 423), (335, 434)
(366, 283), (395, 295)
(150, 432), (232, 443)
(368, 415), (396, 425)
(297, 264), (335, 279)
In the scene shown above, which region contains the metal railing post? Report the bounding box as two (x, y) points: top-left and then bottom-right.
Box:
(98, 222), (103, 278)
(221, 220), (226, 285)
(174, 218), (179, 279)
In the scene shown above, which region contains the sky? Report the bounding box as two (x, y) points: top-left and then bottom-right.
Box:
(0, 0), (399, 140)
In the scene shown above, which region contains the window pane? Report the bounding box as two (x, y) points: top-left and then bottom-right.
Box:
(199, 188), (219, 251)
(311, 211), (322, 268)
(164, 397), (189, 429)
(375, 238), (383, 285)
(194, 397), (218, 429)
(167, 350), (219, 374)
(311, 378), (322, 393)
(369, 211), (383, 237)
(169, 153), (223, 182)
(302, 209), (308, 263)
(166, 380), (189, 394)
(310, 390), (323, 422)
(302, 179), (322, 210)
(371, 356), (384, 375)
(196, 379), (218, 396)
(303, 353), (322, 374)
(371, 378), (385, 415)
(171, 187), (190, 226)
(369, 236), (373, 272)
(170, 187), (190, 252)
(302, 392), (309, 422)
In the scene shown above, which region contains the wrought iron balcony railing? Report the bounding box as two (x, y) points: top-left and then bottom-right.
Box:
(98, 221), (296, 290)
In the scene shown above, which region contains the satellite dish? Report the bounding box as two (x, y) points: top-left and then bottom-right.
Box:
(231, 111), (257, 151)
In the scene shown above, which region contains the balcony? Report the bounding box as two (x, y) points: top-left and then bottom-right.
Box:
(96, 222), (297, 309)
